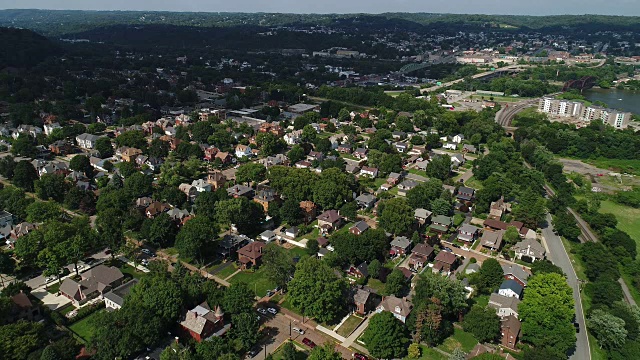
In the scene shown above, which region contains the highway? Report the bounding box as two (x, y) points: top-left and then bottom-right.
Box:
(542, 214), (590, 360)
(419, 65), (527, 94)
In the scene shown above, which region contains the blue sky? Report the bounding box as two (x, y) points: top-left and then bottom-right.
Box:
(0, 0), (638, 16)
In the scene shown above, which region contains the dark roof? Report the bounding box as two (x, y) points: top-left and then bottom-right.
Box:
(317, 237), (329, 247)
(237, 241), (265, 259)
(434, 251), (457, 265)
(412, 243), (434, 257)
(11, 292), (32, 309)
(356, 262), (369, 277)
(351, 221), (369, 233)
(104, 279), (139, 307)
(317, 210), (341, 223)
(500, 279), (524, 295)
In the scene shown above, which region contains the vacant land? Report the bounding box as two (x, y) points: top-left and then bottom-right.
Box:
(586, 158), (640, 176)
(598, 200), (640, 252)
(437, 328), (478, 353)
(229, 267), (277, 298)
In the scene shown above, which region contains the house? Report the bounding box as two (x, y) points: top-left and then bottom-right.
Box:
(282, 226), (299, 240)
(353, 148), (368, 159)
(359, 166), (378, 178)
(218, 234), (250, 258)
(307, 151), (324, 162)
(317, 210), (343, 235)
(259, 230), (277, 243)
(237, 241), (265, 269)
(397, 180), (418, 196)
(284, 130), (303, 145)
(481, 230), (505, 251)
(489, 197), (510, 220)
(414, 208), (432, 226)
(104, 279), (139, 311)
(502, 265), (530, 287)
(350, 221), (370, 236)
(351, 286), (374, 315)
(451, 154), (466, 168)
(7, 291), (41, 322)
(501, 316), (521, 349)
(429, 215), (452, 235)
(443, 142), (457, 150)
(488, 293), (521, 319)
(355, 193), (377, 209)
(207, 171), (227, 190)
(146, 202), (170, 218)
(452, 134), (465, 143)
(415, 160), (429, 171)
(235, 144), (252, 158)
(337, 144), (352, 153)
(215, 151), (232, 164)
(179, 184), (197, 200)
(432, 251), (458, 274)
(227, 184), (254, 198)
(192, 179), (212, 193)
(59, 265), (124, 304)
(180, 302), (226, 342)
(166, 208), (191, 224)
(462, 144), (477, 153)
(135, 197), (153, 208)
(408, 244), (435, 269)
(390, 236), (412, 256)
(120, 147), (142, 162)
(9, 222), (36, 244)
(295, 160), (312, 169)
(376, 296), (413, 323)
(395, 142), (408, 153)
(203, 146), (218, 162)
(0, 211), (13, 228)
(512, 238), (546, 262)
(350, 262), (369, 278)
(465, 263), (480, 274)
(498, 280), (524, 299)
(146, 157), (164, 171)
(392, 131), (407, 140)
(49, 140), (72, 155)
(253, 189), (278, 212)
(44, 122), (62, 136)
(299, 201), (318, 224)
(345, 164), (360, 174)
(76, 133), (101, 150)
(457, 224), (480, 245)
(387, 172), (403, 185)
(457, 186), (475, 202)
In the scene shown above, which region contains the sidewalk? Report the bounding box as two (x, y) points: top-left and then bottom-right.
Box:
(340, 316), (370, 354)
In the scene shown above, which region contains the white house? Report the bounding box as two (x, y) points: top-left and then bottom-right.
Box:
(498, 280), (524, 299)
(284, 130), (303, 145)
(76, 133), (101, 149)
(452, 134), (465, 143)
(443, 143), (457, 150)
(44, 123), (62, 136)
(512, 238), (546, 262)
(191, 179), (212, 193)
(235, 144), (252, 158)
(488, 293), (521, 319)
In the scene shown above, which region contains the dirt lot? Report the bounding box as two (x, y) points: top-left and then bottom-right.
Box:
(559, 158), (640, 193)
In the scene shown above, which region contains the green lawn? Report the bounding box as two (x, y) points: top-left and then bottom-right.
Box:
(437, 328), (478, 353)
(598, 200), (640, 253)
(403, 346), (447, 360)
(271, 341), (308, 360)
(47, 281), (62, 294)
(408, 168), (426, 176)
(286, 246), (311, 260)
(336, 314), (364, 337)
(68, 310), (103, 343)
(472, 295), (489, 308)
(117, 262), (148, 280)
(384, 256), (405, 269)
(464, 176), (483, 190)
(373, 178), (388, 188)
(229, 267), (277, 297)
(280, 296), (301, 315)
(366, 278), (386, 294)
(585, 158), (640, 176)
(214, 263), (239, 280)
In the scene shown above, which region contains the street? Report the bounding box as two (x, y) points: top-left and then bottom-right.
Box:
(542, 214), (590, 360)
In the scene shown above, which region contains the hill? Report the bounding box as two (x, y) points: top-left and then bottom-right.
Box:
(0, 27), (59, 69)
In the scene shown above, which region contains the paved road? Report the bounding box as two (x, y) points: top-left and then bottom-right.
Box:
(420, 65), (527, 93)
(542, 213), (590, 360)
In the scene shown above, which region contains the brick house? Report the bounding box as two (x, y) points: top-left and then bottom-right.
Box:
(180, 302), (226, 342)
(237, 241), (265, 269)
(299, 201), (317, 224)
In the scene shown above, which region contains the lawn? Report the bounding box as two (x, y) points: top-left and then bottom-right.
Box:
(271, 341), (308, 360)
(384, 256), (405, 269)
(213, 263), (239, 280)
(229, 267), (277, 298)
(463, 176), (483, 190)
(366, 278), (386, 294)
(68, 310), (103, 343)
(47, 281), (62, 294)
(589, 333), (608, 360)
(437, 328), (478, 353)
(403, 346), (447, 360)
(598, 200), (640, 253)
(280, 296), (302, 315)
(286, 246), (311, 260)
(117, 261), (148, 280)
(335, 314), (364, 337)
(472, 295), (489, 308)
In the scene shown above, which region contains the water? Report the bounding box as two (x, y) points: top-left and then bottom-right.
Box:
(583, 88), (640, 114)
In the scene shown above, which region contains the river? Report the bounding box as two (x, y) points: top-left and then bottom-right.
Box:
(583, 88), (640, 114)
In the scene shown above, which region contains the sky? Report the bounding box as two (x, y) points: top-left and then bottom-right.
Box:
(0, 0), (638, 16)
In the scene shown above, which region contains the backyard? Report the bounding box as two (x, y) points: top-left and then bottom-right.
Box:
(403, 346), (447, 360)
(210, 262), (239, 280)
(335, 314), (364, 337)
(68, 310), (103, 343)
(228, 267), (277, 298)
(436, 328), (478, 353)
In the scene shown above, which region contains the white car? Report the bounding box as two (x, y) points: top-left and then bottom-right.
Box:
(292, 327), (304, 335)
(257, 308), (267, 315)
(267, 307), (277, 315)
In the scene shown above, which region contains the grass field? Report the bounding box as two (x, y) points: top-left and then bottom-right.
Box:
(437, 328), (478, 353)
(598, 200), (640, 252)
(336, 314), (364, 337)
(69, 310), (103, 343)
(403, 346), (447, 360)
(590, 334), (608, 360)
(214, 263), (239, 280)
(229, 267), (277, 298)
(586, 158), (640, 176)
(366, 278), (386, 294)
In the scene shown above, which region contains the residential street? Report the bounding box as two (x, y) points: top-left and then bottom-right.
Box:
(542, 214), (590, 360)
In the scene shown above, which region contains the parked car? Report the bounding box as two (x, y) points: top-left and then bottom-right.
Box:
(267, 307), (277, 315)
(353, 354), (368, 360)
(292, 327), (304, 335)
(257, 308), (267, 315)
(266, 290), (274, 297)
(302, 338), (316, 348)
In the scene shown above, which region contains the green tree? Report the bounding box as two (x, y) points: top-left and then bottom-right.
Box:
(406, 179), (444, 210)
(145, 213), (178, 248)
(588, 309), (628, 350)
(280, 198), (302, 226)
(449, 347), (466, 360)
(430, 198), (452, 216)
(0, 320), (45, 360)
(414, 271), (467, 318)
(385, 268), (408, 296)
(340, 201), (358, 221)
(231, 312), (260, 350)
(308, 343), (343, 360)
(288, 257), (346, 323)
(262, 244), (295, 290)
(26, 201), (63, 223)
(235, 163), (266, 185)
(40, 345), (61, 360)
(12, 135), (37, 158)
(473, 259), (504, 294)
(175, 216), (217, 260)
(95, 137), (114, 158)
(195, 337), (230, 360)
(216, 197), (265, 234)
(463, 306), (501, 343)
(378, 197), (414, 235)
(35, 174), (68, 202)
(407, 343), (421, 359)
(368, 259), (382, 279)
(519, 273), (576, 354)
(287, 145), (305, 164)
(503, 226), (520, 245)
(302, 124), (317, 143)
(530, 260), (564, 276)
(256, 132), (285, 156)
(306, 238), (319, 257)
(338, 108), (350, 122)
(425, 155), (451, 180)
(280, 342), (299, 360)
(115, 130), (147, 149)
(12, 160), (38, 191)
(223, 283), (256, 315)
(124, 172), (153, 198)
(362, 311), (409, 359)
(69, 155), (93, 178)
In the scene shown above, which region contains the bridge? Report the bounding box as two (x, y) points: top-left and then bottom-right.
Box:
(562, 76), (596, 92)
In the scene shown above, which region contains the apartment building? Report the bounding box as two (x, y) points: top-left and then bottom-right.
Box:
(538, 97), (630, 129)
(538, 97), (584, 117)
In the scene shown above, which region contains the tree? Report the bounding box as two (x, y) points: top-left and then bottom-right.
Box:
(430, 198), (452, 216)
(588, 309), (628, 350)
(519, 273), (575, 354)
(69, 155), (93, 178)
(368, 259), (382, 279)
(473, 259), (504, 294)
(127, 275), (183, 321)
(0, 320), (45, 360)
(115, 130), (147, 149)
(302, 124), (317, 143)
(312, 168), (355, 210)
(280, 342), (299, 360)
(12, 160), (38, 191)
(195, 189), (227, 218)
(340, 201), (357, 221)
(26, 201), (63, 223)
(308, 343), (343, 360)
(124, 172), (153, 198)
(385, 268), (408, 296)
(216, 197), (265, 234)
(262, 244), (295, 290)
(35, 174), (68, 202)
(463, 306), (501, 343)
(149, 138), (170, 159)
(378, 197), (414, 235)
(449, 347), (466, 360)
(175, 216), (217, 260)
(425, 155), (451, 180)
(144, 213), (178, 248)
(288, 257), (346, 323)
(503, 226), (520, 245)
(287, 145), (305, 164)
(406, 179), (444, 210)
(407, 343), (421, 359)
(231, 312), (260, 350)
(256, 132), (285, 156)
(530, 260), (564, 276)
(306, 238), (319, 256)
(95, 137), (114, 158)
(362, 311), (409, 359)
(195, 337), (230, 360)
(315, 138), (332, 153)
(40, 345), (61, 360)
(414, 271), (467, 318)
(235, 163), (266, 185)
(223, 283), (255, 315)
(279, 198), (302, 226)
(12, 135), (37, 158)
(338, 108), (350, 122)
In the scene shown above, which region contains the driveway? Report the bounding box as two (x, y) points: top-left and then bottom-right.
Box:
(542, 214), (590, 360)
(31, 287), (71, 310)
